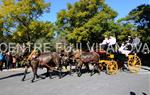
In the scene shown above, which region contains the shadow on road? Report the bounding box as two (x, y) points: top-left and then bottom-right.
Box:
(141, 67), (150, 71)
(130, 92), (136, 95)
(130, 91), (148, 95)
(0, 72), (30, 80)
(40, 71), (71, 79)
(22, 71), (71, 83)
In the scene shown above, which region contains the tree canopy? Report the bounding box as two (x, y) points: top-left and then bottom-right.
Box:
(56, 0), (118, 44)
(0, 0), (53, 43)
(118, 4), (150, 43)
(0, 0), (149, 46)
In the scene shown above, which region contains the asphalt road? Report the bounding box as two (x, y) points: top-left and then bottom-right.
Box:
(0, 67), (150, 95)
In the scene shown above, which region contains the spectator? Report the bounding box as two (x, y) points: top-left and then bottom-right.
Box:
(5, 52), (13, 70)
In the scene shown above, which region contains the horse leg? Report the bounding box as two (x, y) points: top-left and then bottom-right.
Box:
(69, 63), (73, 75)
(91, 63), (100, 76)
(35, 68), (45, 79)
(22, 65), (28, 81)
(90, 63), (95, 76)
(75, 61), (78, 73)
(96, 63), (101, 75)
(46, 67), (52, 79)
(77, 66), (82, 77)
(58, 66), (62, 79)
(31, 66), (38, 83)
(45, 64), (53, 79)
(56, 61), (62, 79)
(77, 62), (82, 77)
(46, 67), (49, 77)
(85, 63), (90, 73)
(31, 61), (39, 83)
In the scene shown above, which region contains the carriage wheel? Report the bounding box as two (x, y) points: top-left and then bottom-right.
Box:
(128, 55), (141, 73)
(106, 61), (118, 75)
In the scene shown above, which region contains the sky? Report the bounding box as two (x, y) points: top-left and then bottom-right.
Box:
(39, 0), (150, 23)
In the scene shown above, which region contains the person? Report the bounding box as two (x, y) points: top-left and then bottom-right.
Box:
(107, 35), (117, 53)
(132, 35), (140, 47)
(100, 35), (109, 51)
(101, 35), (109, 45)
(12, 56), (16, 68)
(5, 52), (13, 70)
(107, 35), (116, 46)
(119, 35), (134, 56)
(118, 43), (131, 56)
(0, 52), (5, 71)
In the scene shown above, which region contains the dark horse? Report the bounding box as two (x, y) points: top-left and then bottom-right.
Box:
(22, 49), (62, 82)
(60, 50), (77, 75)
(74, 50), (101, 77)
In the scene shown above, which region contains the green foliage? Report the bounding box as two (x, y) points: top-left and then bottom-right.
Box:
(12, 21), (54, 43)
(0, 0), (53, 43)
(116, 23), (137, 42)
(56, 0), (118, 44)
(118, 4), (150, 43)
(0, 0), (149, 46)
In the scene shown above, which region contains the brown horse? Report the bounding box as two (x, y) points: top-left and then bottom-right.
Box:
(22, 50), (62, 82)
(73, 50), (101, 77)
(60, 50), (77, 75)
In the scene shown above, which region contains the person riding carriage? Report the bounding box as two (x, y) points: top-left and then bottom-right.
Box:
(118, 35), (141, 56)
(98, 34), (142, 74)
(100, 34), (117, 53)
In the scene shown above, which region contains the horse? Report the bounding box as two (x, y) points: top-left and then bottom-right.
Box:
(73, 50), (101, 77)
(60, 50), (78, 75)
(22, 49), (63, 82)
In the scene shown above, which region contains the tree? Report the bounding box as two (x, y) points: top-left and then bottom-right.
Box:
(119, 4), (150, 43)
(115, 20), (138, 43)
(12, 21), (54, 43)
(0, 0), (53, 43)
(56, 0), (117, 45)
(0, 16), (3, 42)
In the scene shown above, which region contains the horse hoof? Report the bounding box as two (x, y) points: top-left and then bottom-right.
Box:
(21, 79), (25, 81)
(21, 77), (25, 81)
(90, 73), (93, 76)
(78, 75), (81, 77)
(45, 74), (49, 77)
(31, 80), (34, 83)
(77, 73), (81, 77)
(59, 76), (62, 79)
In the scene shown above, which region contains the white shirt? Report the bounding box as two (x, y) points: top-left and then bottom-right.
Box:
(108, 36), (116, 46)
(101, 38), (109, 45)
(119, 43), (131, 56)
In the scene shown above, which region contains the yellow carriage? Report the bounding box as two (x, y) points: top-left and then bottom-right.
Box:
(97, 51), (141, 75)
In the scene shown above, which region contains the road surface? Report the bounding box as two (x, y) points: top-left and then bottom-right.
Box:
(0, 67), (150, 95)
